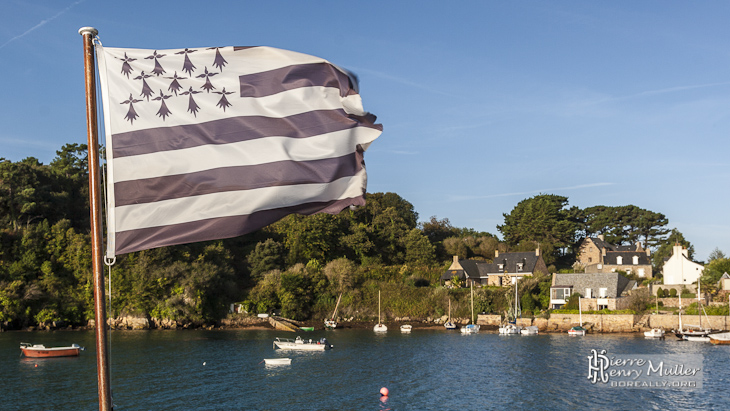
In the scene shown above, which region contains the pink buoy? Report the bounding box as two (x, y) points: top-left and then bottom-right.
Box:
(380, 387), (389, 396)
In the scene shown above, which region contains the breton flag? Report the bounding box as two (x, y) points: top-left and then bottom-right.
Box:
(96, 45), (382, 258)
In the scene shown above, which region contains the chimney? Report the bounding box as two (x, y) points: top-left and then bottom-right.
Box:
(602, 248), (606, 256)
(453, 255), (459, 263)
(598, 234), (604, 241)
(535, 247), (540, 256)
(495, 250), (499, 258)
(646, 248), (651, 257)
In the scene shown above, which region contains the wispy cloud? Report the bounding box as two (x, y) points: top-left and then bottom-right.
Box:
(0, 0), (86, 50)
(447, 182), (615, 202)
(348, 66), (459, 98)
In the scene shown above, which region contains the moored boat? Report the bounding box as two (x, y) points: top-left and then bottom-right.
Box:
(568, 326), (586, 336)
(709, 332), (730, 345)
(324, 293), (342, 330)
(520, 326), (538, 335)
(264, 358), (292, 365)
(20, 343), (84, 358)
(373, 290), (387, 332)
(273, 336), (332, 351)
(644, 328), (665, 338)
(498, 323), (521, 335)
(460, 281), (479, 334)
(400, 324), (412, 333)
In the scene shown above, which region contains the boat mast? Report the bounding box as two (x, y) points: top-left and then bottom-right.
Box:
(378, 290), (381, 324)
(470, 281), (474, 324)
(331, 293), (342, 320)
(578, 296), (582, 327)
(79, 27), (112, 411)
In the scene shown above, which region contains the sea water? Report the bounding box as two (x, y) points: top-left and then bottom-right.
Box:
(1, 328), (728, 410)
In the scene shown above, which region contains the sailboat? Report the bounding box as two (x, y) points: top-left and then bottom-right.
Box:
(373, 290), (387, 332)
(644, 291), (664, 338)
(499, 277), (522, 335)
(568, 296), (586, 336)
(324, 293), (342, 329)
(444, 298), (456, 330)
(674, 282), (717, 341)
(460, 281), (480, 334)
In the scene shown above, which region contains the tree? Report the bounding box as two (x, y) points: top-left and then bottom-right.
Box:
(498, 194), (578, 265)
(708, 248), (726, 262)
(403, 228), (436, 266)
(652, 228), (694, 271)
(323, 257), (356, 292)
(582, 205), (668, 247)
(247, 239), (284, 280)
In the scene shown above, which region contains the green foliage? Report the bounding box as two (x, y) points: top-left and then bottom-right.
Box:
(656, 288), (664, 298)
(669, 288), (677, 297)
(497, 194), (577, 265)
(581, 205), (668, 248)
(247, 238), (284, 280)
(564, 293), (580, 310)
(652, 228), (694, 271)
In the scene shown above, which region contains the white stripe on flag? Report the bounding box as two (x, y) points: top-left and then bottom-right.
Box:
(115, 169), (367, 232)
(113, 127), (380, 182)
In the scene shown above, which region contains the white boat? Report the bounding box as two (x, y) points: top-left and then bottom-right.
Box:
(264, 358), (291, 365)
(644, 328), (665, 338)
(709, 332), (730, 345)
(400, 324), (412, 333)
(520, 326), (539, 335)
(324, 293), (342, 330)
(684, 335), (710, 342)
(273, 336), (332, 351)
(673, 291), (718, 340)
(498, 323), (521, 335)
(374, 290), (387, 332)
(568, 297), (586, 336)
(460, 281), (480, 334)
(19, 343), (84, 358)
(444, 299), (457, 330)
(500, 278), (522, 335)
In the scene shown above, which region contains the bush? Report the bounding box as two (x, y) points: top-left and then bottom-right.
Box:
(656, 288), (664, 298)
(669, 288), (677, 297)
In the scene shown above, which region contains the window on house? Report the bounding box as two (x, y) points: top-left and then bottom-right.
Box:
(588, 257), (592, 263)
(498, 264), (503, 271)
(633, 255), (639, 265)
(638, 269), (645, 278)
(599, 288), (607, 298)
(552, 288), (571, 300)
(616, 256), (623, 265)
(516, 263), (524, 271)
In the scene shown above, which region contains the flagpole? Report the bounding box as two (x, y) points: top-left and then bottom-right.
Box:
(79, 26), (113, 411)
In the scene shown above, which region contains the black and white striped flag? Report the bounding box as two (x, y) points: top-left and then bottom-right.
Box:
(97, 45), (382, 257)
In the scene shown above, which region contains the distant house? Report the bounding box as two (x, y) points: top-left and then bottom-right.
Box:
(550, 272), (634, 310)
(662, 244), (704, 286)
(441, 248), (549, 287)
(576, 235), (653, 279)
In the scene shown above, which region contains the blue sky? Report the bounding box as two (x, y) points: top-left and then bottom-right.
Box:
(1, 1), (728, 261)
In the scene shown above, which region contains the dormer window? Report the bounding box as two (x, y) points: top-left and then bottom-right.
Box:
(632, 255), (639, 265)
(616, 256), (623, 265)
(516, 263), (524, 271)
(498, 264), (504, 270)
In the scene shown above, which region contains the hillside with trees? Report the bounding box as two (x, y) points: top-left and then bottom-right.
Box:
(0, 147), (719, 329)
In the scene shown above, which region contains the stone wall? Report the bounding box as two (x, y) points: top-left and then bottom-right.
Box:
(477, 314), (502, 326)
(647, 314), (730, 330)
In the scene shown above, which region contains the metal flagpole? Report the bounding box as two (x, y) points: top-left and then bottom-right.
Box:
(79, 26), (113, 411)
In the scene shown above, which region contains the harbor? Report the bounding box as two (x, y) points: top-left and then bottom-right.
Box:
(2, 329), (727, 410)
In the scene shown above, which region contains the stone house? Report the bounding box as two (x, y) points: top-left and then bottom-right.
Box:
(576, 235), (653, 279)
(662, 244), (704, 286)
(550, 272), (634, 310)
(441, 248), (549, 287)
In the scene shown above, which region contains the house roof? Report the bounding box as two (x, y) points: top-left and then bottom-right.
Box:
(477, 252), (543, 276)
(602, 251), (651, 266)
(551, 272), (631, 298)
(441, 259), (481, 280)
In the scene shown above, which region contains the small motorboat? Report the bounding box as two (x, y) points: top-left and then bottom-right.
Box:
(460, 324), (480, 334)
(20, 343), (84, 358)
(568, 326), (586, 336)
(644, 328), (665, 338)
(709, 332), (730, 345)
(273, 336), (332, 351)
(299, 326), (314, 332)
(499, 323), (521, 335)
(400, 324), (412, 333)
(520, 326), (539, 335)
(684, 335), (710, 342)
(264, 358), (292, 365)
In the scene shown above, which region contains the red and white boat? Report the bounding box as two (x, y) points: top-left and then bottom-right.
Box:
(20, 342), (84, 358)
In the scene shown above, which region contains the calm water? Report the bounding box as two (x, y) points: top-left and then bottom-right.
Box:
(2, 328), (729, 410)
